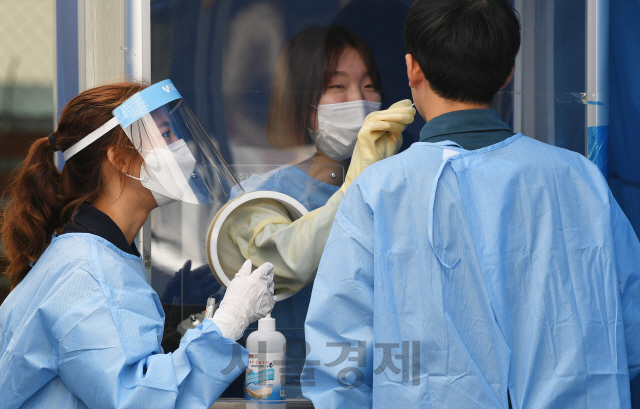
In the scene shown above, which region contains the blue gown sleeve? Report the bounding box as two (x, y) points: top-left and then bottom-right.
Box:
(302, 184), (375, 409)
(611, 193), (640, 379)
(52, 285), (247, 409)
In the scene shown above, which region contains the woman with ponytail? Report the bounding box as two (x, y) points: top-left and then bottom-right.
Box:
(0, 81), (275, 408)
(2, 83), (145, 289)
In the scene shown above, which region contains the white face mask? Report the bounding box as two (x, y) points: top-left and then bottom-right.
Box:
(127, 139), (198, 207)
(308, 100), (381, 161)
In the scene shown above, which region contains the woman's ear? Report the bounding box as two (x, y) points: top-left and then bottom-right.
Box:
(106, 146), (130, 175)
(108, 146), (142, 178)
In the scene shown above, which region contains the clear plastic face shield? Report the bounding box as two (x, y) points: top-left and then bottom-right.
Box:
(63, 80), (242, 206)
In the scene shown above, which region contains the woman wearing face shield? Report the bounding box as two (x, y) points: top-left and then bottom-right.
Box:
(217, 25), (415, 398)
(0, 81), (275, 408)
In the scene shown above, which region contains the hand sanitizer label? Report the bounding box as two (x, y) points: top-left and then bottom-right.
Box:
(245, 352), (286, 401)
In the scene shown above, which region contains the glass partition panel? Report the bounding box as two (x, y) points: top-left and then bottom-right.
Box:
(150, 0), (593, 402)
(151, 2), (418, 401)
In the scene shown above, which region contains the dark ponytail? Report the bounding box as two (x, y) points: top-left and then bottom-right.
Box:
(1, 138), (64, 287)
(1, 81), (147, 289)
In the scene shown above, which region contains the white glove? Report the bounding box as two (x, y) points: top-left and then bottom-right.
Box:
(209, 260), (275, 340)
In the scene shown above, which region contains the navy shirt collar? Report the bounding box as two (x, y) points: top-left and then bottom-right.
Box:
(419, 109), (514, 150)
(62, 203), (140, 257)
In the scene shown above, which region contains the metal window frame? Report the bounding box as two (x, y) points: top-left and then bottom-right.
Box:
(585, 0), (609, 173)
(513, 0), (609, 170)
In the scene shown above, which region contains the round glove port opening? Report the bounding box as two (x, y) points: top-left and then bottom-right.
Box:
(206, 190), (309, 302)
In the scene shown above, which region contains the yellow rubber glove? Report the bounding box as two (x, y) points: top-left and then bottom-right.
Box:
(341, 99), (416, 194)
(217, 101), (416, 291)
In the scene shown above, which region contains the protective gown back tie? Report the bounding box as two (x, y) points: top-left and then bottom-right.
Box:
(428, 143), (465, 269)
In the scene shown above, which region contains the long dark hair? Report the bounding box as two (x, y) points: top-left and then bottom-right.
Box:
(1, 82), (146, 289)
(265, 25), (382, 149)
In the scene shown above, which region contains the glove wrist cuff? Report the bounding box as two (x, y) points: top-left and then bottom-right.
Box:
(211, 306), (249, 341)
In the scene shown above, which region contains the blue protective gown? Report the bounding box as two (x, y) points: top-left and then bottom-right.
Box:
(240, 164), (339, 211)
(303, 134), (640, 408)
(0, 233), (247, 408)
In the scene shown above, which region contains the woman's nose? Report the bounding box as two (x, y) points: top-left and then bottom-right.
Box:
(346, 85), (365, 102)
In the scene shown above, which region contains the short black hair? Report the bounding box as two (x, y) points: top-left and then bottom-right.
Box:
(404, 0), (520, 104)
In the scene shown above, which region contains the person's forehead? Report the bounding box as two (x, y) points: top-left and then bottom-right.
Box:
(150, 107), (172, 124)
(327, 69), (372, 79)
(329, 51), (370, 77)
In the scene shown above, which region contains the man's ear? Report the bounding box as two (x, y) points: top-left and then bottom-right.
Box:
(406, 53), (424, 88)
(501, 65), (515, 90)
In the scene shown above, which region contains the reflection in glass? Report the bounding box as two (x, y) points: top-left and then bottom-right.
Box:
(150, 1), (415, 401)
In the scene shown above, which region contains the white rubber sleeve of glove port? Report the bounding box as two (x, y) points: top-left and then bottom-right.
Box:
(209, 260), (275, 341)
(223, 100), (416, 293)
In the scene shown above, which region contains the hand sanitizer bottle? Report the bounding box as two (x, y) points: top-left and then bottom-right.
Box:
(245, 313), (286, 408)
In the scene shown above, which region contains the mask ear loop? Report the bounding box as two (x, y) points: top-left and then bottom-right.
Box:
(125, 173), (143, 181)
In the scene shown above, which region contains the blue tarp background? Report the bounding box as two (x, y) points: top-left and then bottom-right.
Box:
(609, 0), (640, 237)
(609, 1), (640, 405)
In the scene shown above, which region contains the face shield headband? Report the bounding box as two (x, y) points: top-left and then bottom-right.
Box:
(63, 80), (242, 205)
